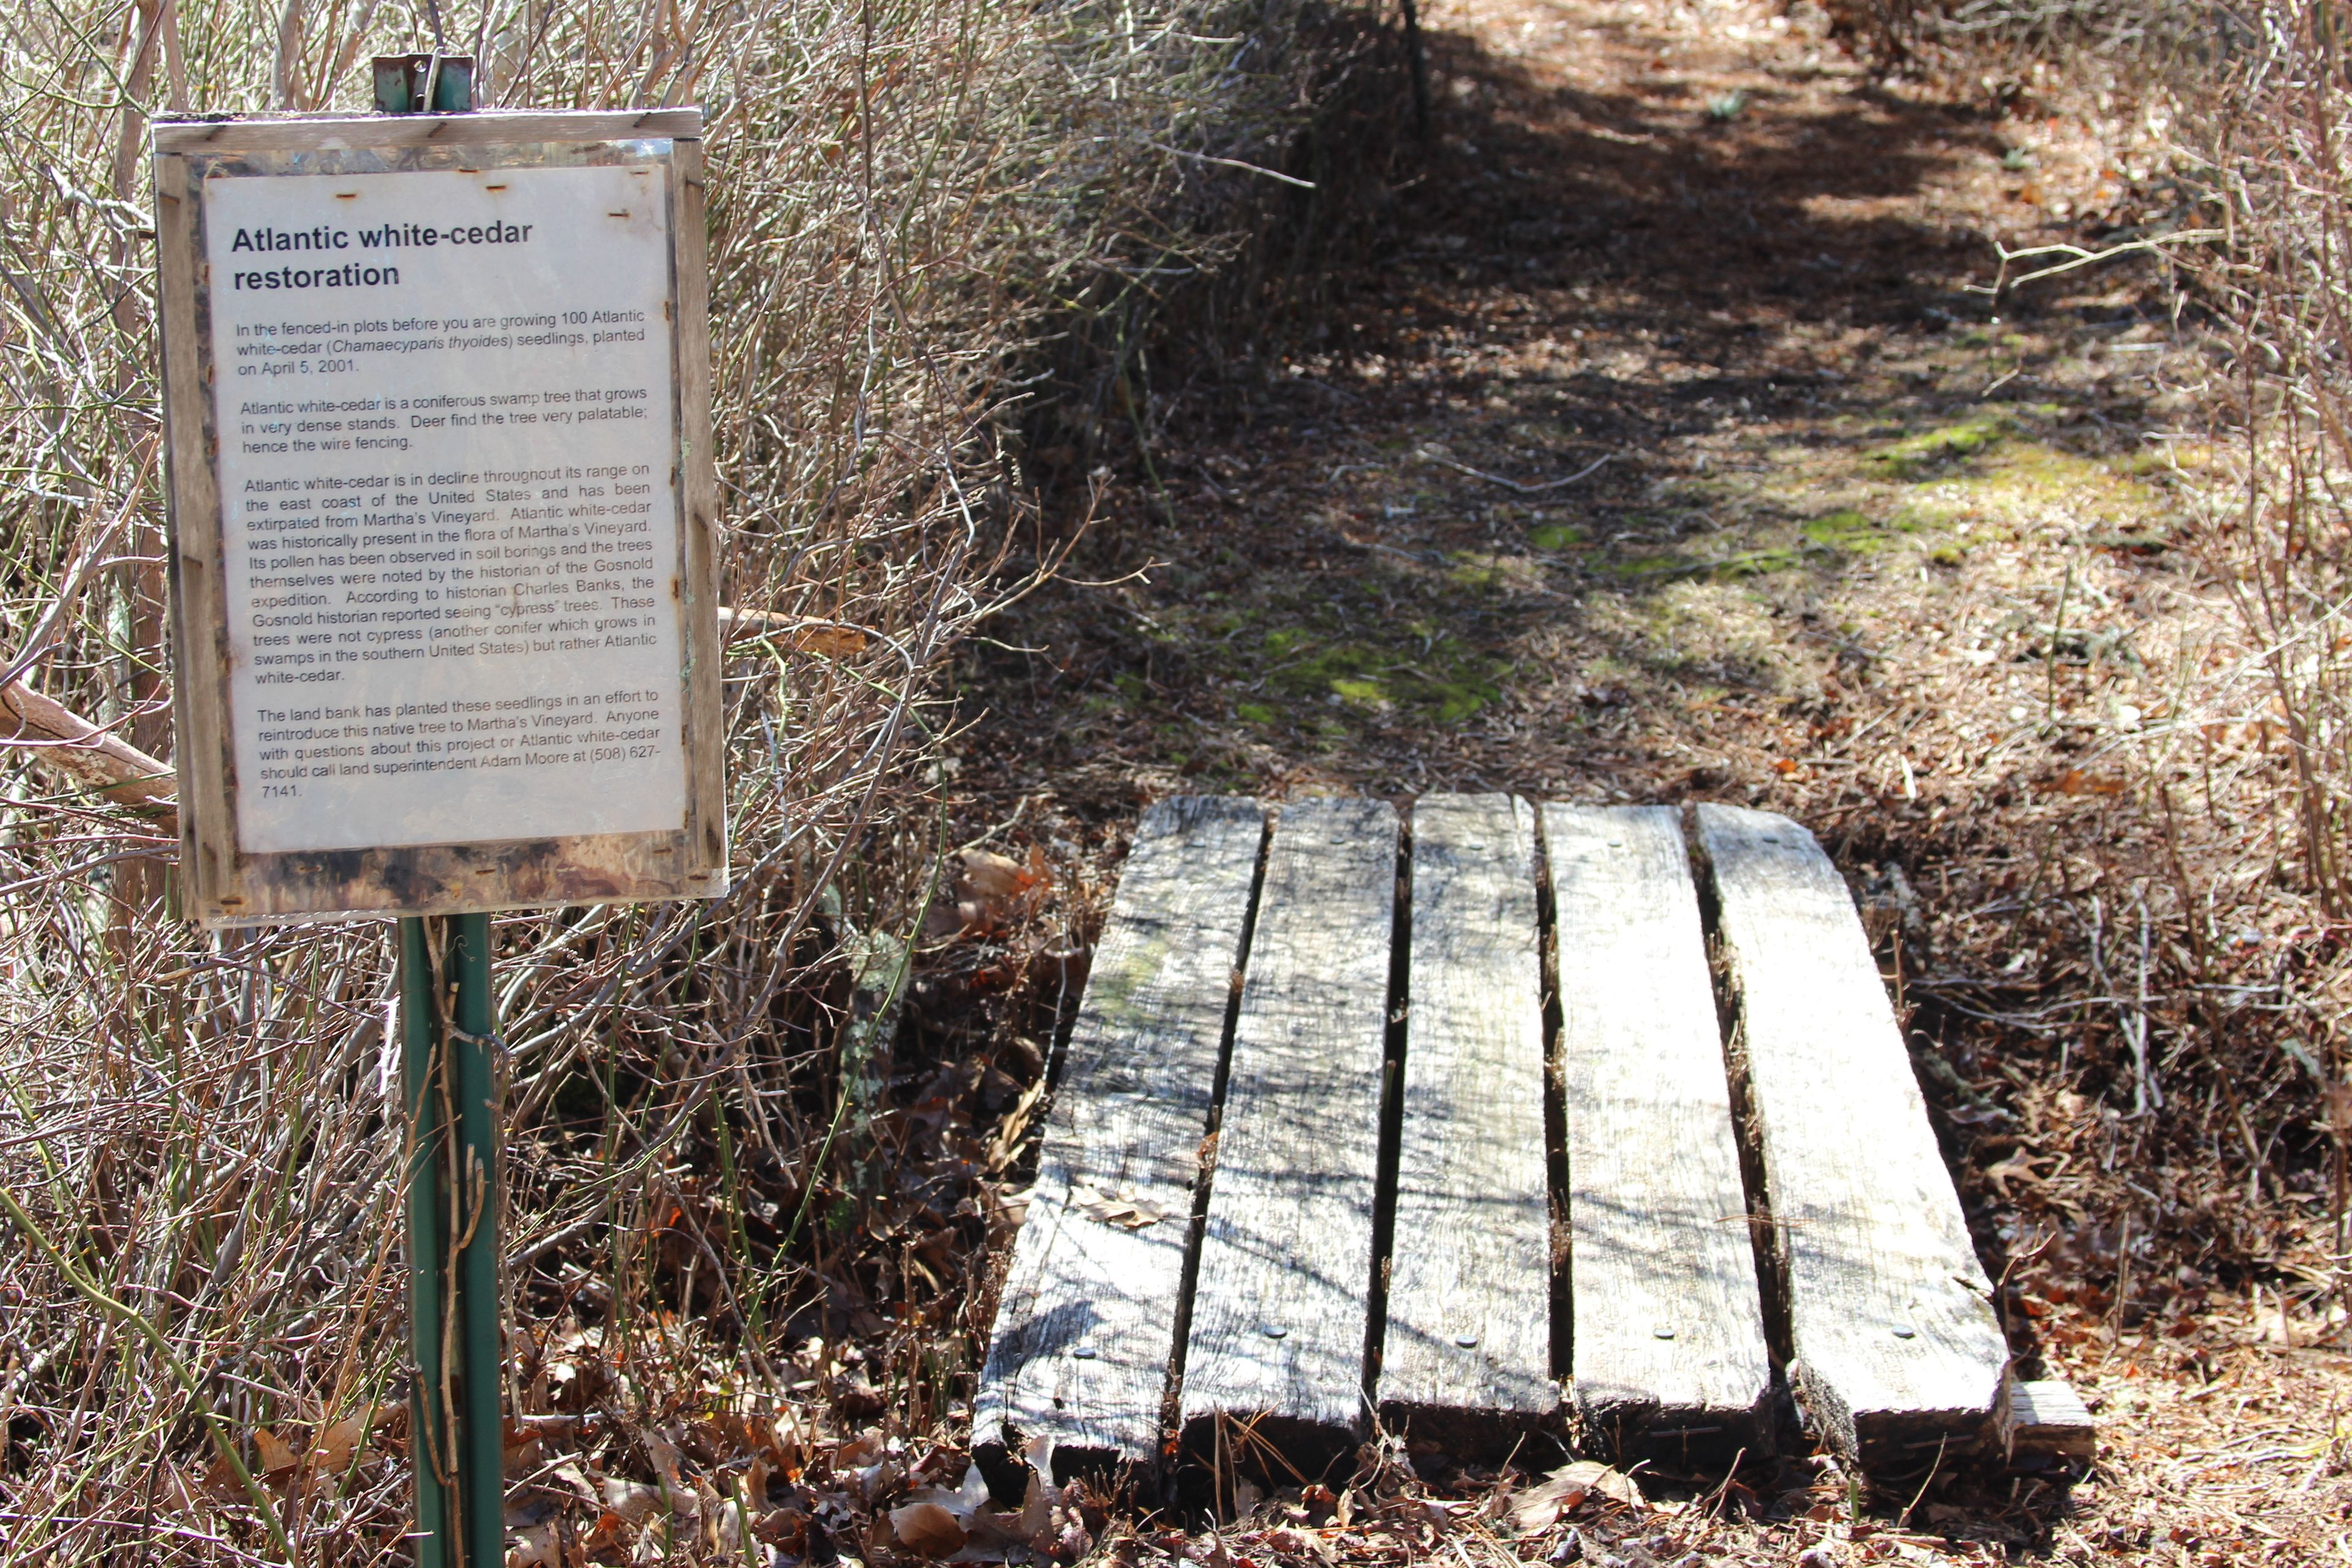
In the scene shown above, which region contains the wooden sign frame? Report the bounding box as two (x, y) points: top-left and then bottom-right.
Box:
(154, 110), (725, 925)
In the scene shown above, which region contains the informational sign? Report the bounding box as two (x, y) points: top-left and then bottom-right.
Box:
(156, 113), (725, 924)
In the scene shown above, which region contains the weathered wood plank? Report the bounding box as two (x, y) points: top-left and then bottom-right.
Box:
(151, 108), (704, 153)
(976, 796), (1268, 1476)
(1547, 805), (1773, 1462)
(1697, 804), (2008, 1469)
(1378, 794), (1556, 1452)
(2003, 1377), (2095, 1466)
(153, 150), (232, 900)
(669, 137), (728, 881)
(1180, 796), (1398, 1476)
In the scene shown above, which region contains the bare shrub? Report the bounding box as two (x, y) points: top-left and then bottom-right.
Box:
(2175, 0), (2352, 1313)
(1915, 0), (2352, 1342)
(0, 1), (1394, 1560)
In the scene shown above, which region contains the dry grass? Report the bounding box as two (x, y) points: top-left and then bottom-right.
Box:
(0, 1), (1398, 1562)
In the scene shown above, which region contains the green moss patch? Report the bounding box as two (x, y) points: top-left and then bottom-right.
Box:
(1262, 627), (1502, 723)
(1868, 413), (2013, 478)
(1801, 508), (1906, 553)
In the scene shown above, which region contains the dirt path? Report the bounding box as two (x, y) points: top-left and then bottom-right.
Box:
(940, 0), (2351, 1558)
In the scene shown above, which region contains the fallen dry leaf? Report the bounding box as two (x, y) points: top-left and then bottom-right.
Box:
(1580, 1460), (1643, 1506)
(252, 1427), (300, 1477)
(1074, 1185), (1166, 1229)
(507, 1521), (560, 1567)
(642, 1428), (693, 1512)
(707, 1495), (748, 1556)
(503, 1427), (544, 1471)
(311, 1408), (372, 1475)
(833, 1433), (886, 1468)
(201, 1452), (244, 1502)
(793, 625), (869, 657)
(160, 1466), (214, 1520)
(890, 1500), (969, 1558)
(583, 1512), (630, 1555)
(897, 1482), (973, 1519)
(1510, 1459), (1642, 1532)
(2048, 768), (2127, 796)
(551, 1463), (601, 1509)
(603, 1477), (663, 1523)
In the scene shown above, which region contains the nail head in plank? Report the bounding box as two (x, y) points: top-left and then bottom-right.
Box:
(1379, 795), (1558, 1453)
(1697, 804), (2008, 1468)
(1547, 805), (1772, 1461)
(1181, 796), (1399, 1473)
(977, 796), (1268, 1476)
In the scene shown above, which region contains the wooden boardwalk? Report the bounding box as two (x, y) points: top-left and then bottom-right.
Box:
(978, 796), (2089, 1486)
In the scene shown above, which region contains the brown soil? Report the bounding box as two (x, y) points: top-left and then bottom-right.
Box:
(928, 0), (2352, 1561)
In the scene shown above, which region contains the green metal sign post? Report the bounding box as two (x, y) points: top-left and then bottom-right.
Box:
(380, 60), (502, 1568)
(399, 913), (502, 1568)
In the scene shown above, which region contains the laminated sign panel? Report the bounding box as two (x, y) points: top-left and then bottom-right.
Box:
(153, 111), (724, 922)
